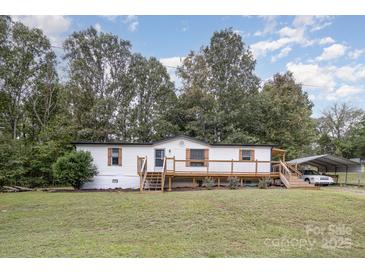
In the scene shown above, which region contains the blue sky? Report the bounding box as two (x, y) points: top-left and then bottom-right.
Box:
(13, 15), (365, 117)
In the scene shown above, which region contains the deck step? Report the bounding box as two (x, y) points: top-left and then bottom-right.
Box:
(143, 171), (163, 191)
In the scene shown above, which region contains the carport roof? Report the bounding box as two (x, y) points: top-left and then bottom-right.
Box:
(288, 154), (361, 173)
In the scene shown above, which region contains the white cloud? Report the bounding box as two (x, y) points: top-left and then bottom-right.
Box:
(102, 16), (118, 22)
(254, 16), (277, 36)
(335, 85), (364, 97)
(123, 15), (139, 32)
(316, 43), (347, 61)
(94, 23), (102, 32)
(251, 26), (309, 58)
(286, 62), (336, 93)
(287, 62), (365, 100)
(293, 16), (333, 32)
(293, 16), (316, 27)
(12, 15), (71, 45)
(319, 37), (335, 45)
(159, 56), (185, 84)
(251, 38), (291, 58)
(250, 17), (331, 59)
(13, 15), (71, 35)
(159, 56), (185, 68)
(348, 49), (364, 60)
(334, 65), (365, 83)
(271, 47), (292, 62)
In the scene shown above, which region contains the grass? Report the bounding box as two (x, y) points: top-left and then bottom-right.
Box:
(334, 171), (365, 186)
(1, 188), (365, 257)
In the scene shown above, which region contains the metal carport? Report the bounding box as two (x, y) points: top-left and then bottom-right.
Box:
(288, 154), (362, 184)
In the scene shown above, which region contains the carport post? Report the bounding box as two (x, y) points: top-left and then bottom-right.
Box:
(345, 166), (348, 185)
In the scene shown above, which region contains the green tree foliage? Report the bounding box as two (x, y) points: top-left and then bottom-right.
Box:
(63, 27), (133, 141)
(261, 72), (315, 159)
(127, 54), (178, 142)
(0, 138), (27, 187)
(177, 28), (260, 142)
(316, 103), (365, 157)
(354, 120), (365, 158)
(63, 28), (177, 142)
(53, 150), (98, 189)
(0, 16), (58, 140)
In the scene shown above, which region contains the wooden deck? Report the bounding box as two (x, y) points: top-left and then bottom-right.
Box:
(137, 157), (314, 192)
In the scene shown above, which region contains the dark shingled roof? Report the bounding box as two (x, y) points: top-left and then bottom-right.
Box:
(72, 134), (276, 147)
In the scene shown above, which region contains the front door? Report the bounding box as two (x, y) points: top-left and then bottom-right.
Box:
(155, 149), (165, 171)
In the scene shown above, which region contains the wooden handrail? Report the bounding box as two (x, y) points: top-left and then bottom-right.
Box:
(287, 163), (302, 176)
(161, 157), (167, 192)
(139, 157), (147, 192)
(169, 159), (280, 164)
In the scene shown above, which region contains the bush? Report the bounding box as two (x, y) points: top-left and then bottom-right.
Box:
(227, 177), (240, 189)
(203, 177), (215, 190)
(258, 177), (272, 189)
(52, 150), (98, 190)
(0, 139), (27, 188)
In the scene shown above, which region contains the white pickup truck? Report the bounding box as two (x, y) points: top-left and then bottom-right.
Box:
(300, 170), (335, 186)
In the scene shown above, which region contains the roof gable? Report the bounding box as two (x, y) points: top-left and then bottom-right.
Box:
(152, 135), (209, 146)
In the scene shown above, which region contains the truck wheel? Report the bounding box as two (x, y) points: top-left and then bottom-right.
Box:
(305, 178), (311, 184)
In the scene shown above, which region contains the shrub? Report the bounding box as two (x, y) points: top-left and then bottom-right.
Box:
(203, 177), (215, 190)
(52, 150), (98, 190)
(227, 176), (240, 189)
(258, 177), (272, 189)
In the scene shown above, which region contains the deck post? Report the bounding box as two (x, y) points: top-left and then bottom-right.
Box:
(231, 159), (233, 174)
(140, 175), (143, 192)
(240, 178), (243, 187)
(193, 177), (196, 188)
(255, 160), (258, 175)
(173, 156), (176, 173)
(168, 176), (172, 191)
(218, 178), (220, 188)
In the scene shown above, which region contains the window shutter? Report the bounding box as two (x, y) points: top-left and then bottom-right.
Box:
(239, 149), (242, 161)
(250, 150), (255, 161)
(186, 148), (190, 167)
(107, 148), (112, 166)
(118, 147), (122, 166)
(204, 149), (209, 167)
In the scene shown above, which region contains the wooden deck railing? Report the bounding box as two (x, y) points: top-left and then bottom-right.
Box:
(165, 157), (280, 176)
(160, 157), (167, 192)
(137, 156), (148, 191)
(286, 163), (302, 176)
(272, 160), (292, 187)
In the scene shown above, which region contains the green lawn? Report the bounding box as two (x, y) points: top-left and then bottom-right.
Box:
(1, 188), (365, 257)
(334, 171), (365, 186)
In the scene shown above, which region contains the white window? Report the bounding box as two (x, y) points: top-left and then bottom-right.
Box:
(241, 150), (253, 161)
(190, 149), (205, 166)
(112, 148), (119, 165)
(155, 149), (165, 167)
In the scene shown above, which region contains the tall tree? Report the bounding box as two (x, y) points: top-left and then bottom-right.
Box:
(261, 72), (315, 158)
(63, 27), (133, 141)
(317, 103), (364, 157)
(0, 16), (58, 140)
(127, 54), (178, 142)
(174, 87), (218, 143)
(177, 28), (260, 142)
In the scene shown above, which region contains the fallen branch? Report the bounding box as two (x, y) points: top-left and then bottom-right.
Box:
(2, 186), (19, 192)
(13, 186), (34, 192)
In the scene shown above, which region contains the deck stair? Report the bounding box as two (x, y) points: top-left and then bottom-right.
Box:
(144, 172), (163, 191)
(276, 161), (316, 189)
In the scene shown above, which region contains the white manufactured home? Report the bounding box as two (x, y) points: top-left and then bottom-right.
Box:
(74, 135), (313, 191)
